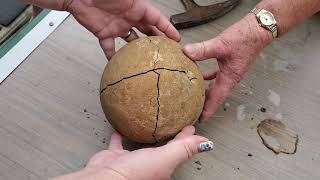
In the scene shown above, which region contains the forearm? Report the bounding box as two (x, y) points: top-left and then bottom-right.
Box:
(20, 0), (72, 11)
(236, 0), (320, 51)
(258, 0), (320, 35)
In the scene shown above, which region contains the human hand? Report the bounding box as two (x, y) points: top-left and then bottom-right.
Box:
(25, 0), (180, 59)
(53, 126), (213, 180)
(183, 15), (273, 122)
(68, 0), (180, 59)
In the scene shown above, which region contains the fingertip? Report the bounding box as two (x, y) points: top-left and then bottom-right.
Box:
(158, 135), (211, 168)
(173, 30), (181, 42)
(99, 38), (115, 60)
(106, 54), (112, 60)
(198, 140), (215, 153)
(199, 114), (209, 123)
(111, 132), (122, 139)
(202, 69), (218, 80)
(182, 136), (211, 155)
(165, 25), (181, 42)
(108, 132), (123, 150)
(201, 105), (216, 122)
(183, 44), (198, 60)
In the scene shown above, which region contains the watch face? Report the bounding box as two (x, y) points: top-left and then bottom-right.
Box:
(259, 12), (274, 26)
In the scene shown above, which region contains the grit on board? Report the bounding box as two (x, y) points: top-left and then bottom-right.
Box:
(0, 0), (320, 179)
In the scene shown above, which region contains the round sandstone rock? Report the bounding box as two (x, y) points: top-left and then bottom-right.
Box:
(100, 36), (205, 143)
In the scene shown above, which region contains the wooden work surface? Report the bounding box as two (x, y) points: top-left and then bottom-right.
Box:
(0, 0), (320, 179)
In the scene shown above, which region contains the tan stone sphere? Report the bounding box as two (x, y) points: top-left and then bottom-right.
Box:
(100, 36), (205, 143)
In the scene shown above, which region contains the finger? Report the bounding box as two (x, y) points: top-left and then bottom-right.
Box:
(141, 4), (180, 41)
(95, 18), (132, 40)
(200, 72), (235, 122)
(136, 24), (164, 37)
(202, 69), (218, 80)
(121, 29), (139, 42)
(183, 37), (230, 61)
(156, 136), (212, 170)
(108, 132), (123, 150)
(174, 126), (195, 140)
(99, 38), (115, 60)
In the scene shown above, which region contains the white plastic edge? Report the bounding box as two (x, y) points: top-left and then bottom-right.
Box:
(0, 10), (70, 83)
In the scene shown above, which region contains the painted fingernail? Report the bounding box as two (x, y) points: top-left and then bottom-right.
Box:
(198, 141), (214, 152)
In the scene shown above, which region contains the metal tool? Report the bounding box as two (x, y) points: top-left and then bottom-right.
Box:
(170, 0), (240, 29)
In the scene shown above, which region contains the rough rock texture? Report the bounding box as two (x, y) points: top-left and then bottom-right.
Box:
(100, 36), (205, 143)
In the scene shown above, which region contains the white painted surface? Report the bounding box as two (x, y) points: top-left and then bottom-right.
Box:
(0, 11), (69, 83)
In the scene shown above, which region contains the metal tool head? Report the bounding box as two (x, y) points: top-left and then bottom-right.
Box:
(170, 0), (241, 29)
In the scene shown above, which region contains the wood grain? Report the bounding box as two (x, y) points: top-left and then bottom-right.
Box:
(0, 0), (320, 179)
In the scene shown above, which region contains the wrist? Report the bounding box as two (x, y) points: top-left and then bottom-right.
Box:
(243, 13), (273, 48)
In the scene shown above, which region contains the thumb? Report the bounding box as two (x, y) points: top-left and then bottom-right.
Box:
(155, 136), (214, 171)
(183, 37), (230, 61)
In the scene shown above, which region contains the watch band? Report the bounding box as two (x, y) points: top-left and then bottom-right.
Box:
(251, 7), (278, 38)
(251, 7), (261, 15)
(269, 24), (278, 38)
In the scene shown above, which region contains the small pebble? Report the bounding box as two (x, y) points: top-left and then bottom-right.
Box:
(84, 109), (87, 113)
(248, 153), (253, 157)
(260, 107), (266, 113)
(197, 167), (202, 170)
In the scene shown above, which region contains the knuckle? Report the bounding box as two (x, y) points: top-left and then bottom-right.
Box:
(63, 0), (75, 12)
(228, 71), (243, 85)
(180, 140), (194, 159)
(217, 37), (232, 57)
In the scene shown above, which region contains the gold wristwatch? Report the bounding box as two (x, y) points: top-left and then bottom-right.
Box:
(251, 7), (278, 38)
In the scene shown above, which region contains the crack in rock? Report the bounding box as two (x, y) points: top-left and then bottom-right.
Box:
(152, 71), (160, 143)
(100, 67), (198, 143)
(147, 36), (161, 69)
(100, 68), (197, 93)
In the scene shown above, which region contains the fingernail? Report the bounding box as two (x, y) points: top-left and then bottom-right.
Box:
(184, 45), (196, 57)
(198, 141), (214, 152)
